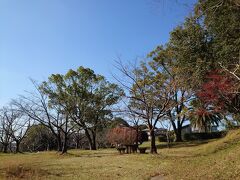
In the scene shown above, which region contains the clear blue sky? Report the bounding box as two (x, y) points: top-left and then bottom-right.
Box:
(0, 0), (196, 106)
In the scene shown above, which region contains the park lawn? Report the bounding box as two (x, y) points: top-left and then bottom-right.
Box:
(0, 150), (163, 180)
(0, 130), (240, 180)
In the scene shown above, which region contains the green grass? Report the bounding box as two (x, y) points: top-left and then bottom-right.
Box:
(1, 130), (240, 179)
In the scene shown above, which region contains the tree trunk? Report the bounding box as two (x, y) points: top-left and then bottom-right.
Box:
(9, 142), (13, 152)
(175, 127), (183, 142)
(84, 129), (92, 150)
(75, 140), (79, 149)
(57, 135), (62, 152)
(135, 127), (139, 148)
(91, 142), (97, 150)
(61, 145), (68, 154)
(3, 144), (8, 153)
(61, 139), (68, 154)
(150, 130), (157, 154)
(15, 141), (20, 153)
(166, 131), (170, 148)
(175, 120), (183, 142)
(61, 133), (69, 154)
(91, 133), (97, 150)
(85, 129), (97, 150)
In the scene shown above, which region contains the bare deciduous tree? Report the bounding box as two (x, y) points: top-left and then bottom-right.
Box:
(0, 105), (30, 153)
(13, 80), (74, 154)
(114, 60), (173, 153)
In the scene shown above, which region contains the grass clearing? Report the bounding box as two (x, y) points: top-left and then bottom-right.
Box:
(0, 130), (240, 179)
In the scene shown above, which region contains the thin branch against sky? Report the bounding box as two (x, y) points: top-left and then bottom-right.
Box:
(0, 0), (196, 107)
(147, 0), (196, 15)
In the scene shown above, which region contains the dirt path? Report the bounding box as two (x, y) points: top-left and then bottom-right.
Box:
(151, 175), (164, 180)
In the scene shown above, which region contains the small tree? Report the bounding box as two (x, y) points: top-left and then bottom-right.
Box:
(0, 105), (30, 153)
(21, 124), (57, 152)
(13, 80), (73, 154)
(189, 99), (222, 132)
(0, 107), (13, 153)
(149, 46), (194, 142)
(107, 127), (138, 147)
(114, 60), (173, 153)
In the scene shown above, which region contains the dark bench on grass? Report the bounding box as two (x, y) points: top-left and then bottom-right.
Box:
(125, 144), (138, 154)
(138, 147), (147, 154)
(117, 147), (126, 154)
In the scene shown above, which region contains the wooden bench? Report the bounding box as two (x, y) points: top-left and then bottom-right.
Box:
(138, 147), (147, 154)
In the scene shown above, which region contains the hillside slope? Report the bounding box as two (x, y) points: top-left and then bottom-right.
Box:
(156, 129), (240, 179)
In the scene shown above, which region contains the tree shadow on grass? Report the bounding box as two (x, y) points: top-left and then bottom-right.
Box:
(155, 140), (211, 149)
(66, 151), (120, 158)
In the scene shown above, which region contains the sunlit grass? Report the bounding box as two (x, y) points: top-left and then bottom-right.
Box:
(0, 130), (240, 179)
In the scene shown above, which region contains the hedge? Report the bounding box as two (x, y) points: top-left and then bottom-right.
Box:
(183, 131), (227, 141)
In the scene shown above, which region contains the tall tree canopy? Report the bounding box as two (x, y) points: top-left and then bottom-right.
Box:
(41, 66), (123, 150)
(165, 0), (240, 88)
(149, 46), (194, 142)
(149, 0), (240, 133)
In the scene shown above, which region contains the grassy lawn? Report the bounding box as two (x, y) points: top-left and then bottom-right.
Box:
(0, 130), (240, 180)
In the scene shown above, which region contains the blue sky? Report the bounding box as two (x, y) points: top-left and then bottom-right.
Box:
(0, 0), (196, 106)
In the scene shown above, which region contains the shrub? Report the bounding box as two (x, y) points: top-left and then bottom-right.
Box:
(107, 127), (138, 146)
(157, 132), (175, 142)
(183, 131), (227, 141)
(158, 135), (167, 142)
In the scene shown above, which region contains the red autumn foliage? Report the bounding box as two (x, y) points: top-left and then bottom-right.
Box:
(107, 127), (138, 146)
(198, 70), (239, 114)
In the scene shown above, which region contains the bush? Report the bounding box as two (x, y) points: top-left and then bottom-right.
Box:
(107, 127), (138, 146)
(158, 133), (175, 142)
(158, 135), (167, 142)
(183, 131), (227, 141)
(138, 147), (147, 154)
(21, 125), (57, 152)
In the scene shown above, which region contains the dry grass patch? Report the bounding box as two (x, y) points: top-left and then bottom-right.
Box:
(0, 130), (240, 179)
(5, 165), (49, 179)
